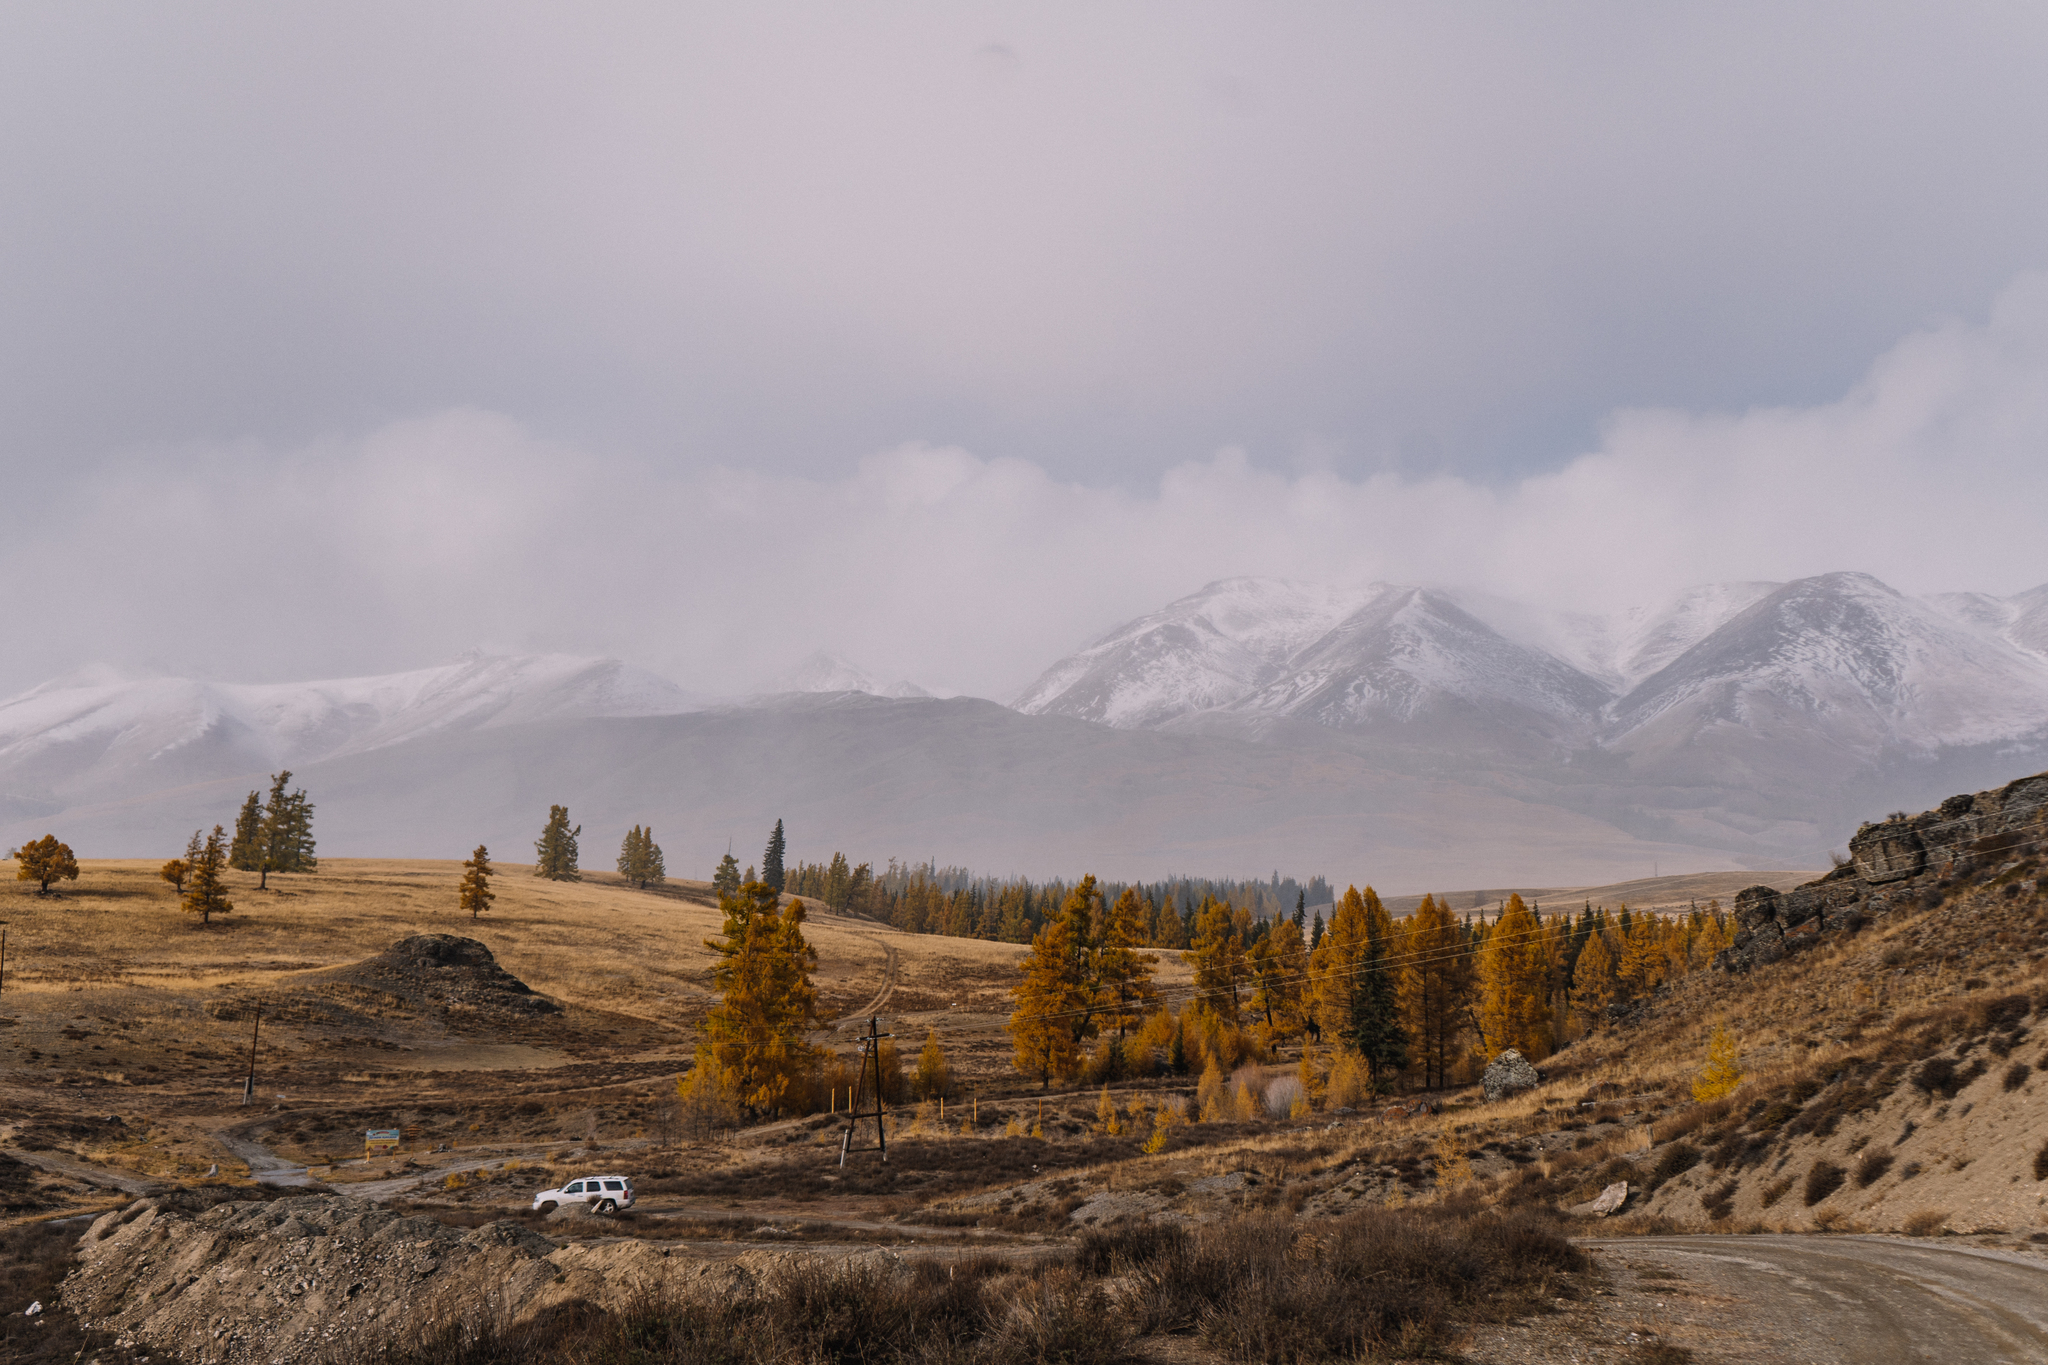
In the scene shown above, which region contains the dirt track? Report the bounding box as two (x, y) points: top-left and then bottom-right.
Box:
(1580, 1235), (2048, 1364)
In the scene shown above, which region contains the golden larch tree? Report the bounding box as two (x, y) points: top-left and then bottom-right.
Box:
(693, 879), (821, 1116)
(459, 844), (494, 919)
(1401, 894), (1476, 1090)
(1479, 893), (1554, 1061)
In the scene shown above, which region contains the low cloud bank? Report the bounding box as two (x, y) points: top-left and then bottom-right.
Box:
(12, 275), (2048, 699)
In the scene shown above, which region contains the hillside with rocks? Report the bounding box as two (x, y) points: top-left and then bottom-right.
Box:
(1523, 769), (2048, 1237)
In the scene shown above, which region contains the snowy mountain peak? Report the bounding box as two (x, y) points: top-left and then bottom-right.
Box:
(774, 651), (932, 699)
(1012, 578), (1383, 727)
(0, 654), (707, 807)
(1014, 573), (2048, 773)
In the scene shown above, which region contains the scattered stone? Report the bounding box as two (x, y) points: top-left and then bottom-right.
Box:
(1482, 1049), (1541, 1102)
(1572, 1181), (1630, 1217)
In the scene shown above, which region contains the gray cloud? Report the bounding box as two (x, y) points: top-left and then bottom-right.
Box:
(3, 5), (2047, 694)
(8, 276), (2048, 699)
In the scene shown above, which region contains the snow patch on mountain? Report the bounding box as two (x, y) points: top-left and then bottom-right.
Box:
(1012, 578), (1381, 727)
(0, 654), (707, 789)
(773, 651), (932, 699)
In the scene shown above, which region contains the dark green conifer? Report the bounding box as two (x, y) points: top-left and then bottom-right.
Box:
(228, 791), (264, 871)
(761, 819), (786, 893)
(534, 805), (581, 880)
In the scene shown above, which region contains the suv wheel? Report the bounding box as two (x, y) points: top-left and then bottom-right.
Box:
(596, 1198), (617, 1214)
(536, 1200), (558, 1213)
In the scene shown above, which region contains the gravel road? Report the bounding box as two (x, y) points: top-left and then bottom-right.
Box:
(1584, 1234), (2048, 1364)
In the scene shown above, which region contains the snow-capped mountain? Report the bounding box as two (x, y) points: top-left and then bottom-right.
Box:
(0, 654), (705, 814)
(1017, 572), (2048, 810)
(773, 651), (932, 699)
(1610, 574), (2048, 765)
(1207, 587), (1609, 747)
(1009, 579), (1377, 727)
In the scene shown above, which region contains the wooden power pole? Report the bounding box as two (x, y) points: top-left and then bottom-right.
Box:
(838, 1016), (893, 1167)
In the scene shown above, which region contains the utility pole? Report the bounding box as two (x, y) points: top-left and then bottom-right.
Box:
(837, 1016), (893, 1167)
(241, 1005), (262, 1105)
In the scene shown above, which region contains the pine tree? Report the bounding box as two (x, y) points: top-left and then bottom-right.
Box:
(11, 835), (79, 894)
(1184, 896), (1247, 1023)
(1293, 890), (1307, 933)
(459, 844), (494, 919)
(1310, 886), (1373, 1040)
(1480, 893), (1555, 1060)
(695, 878), (821, 1116)
(761, 819), (786, 893)
(533, 805), (581, 880)
(1402, 894), (1475, 1089)
(617, 825), (666, 889)
(182, 825), (234, 925)
(1008, 913), (1089, 1088)
(228, 791), (264, 871)
(255, 771), (316, 887)
(1572, 929), (1620, 1022)
(1344, 889), (1408, 1087)
(1309, 909), (1324, 950)
(1096, 887), (1159, 1039)
(712, 850), (742, 896)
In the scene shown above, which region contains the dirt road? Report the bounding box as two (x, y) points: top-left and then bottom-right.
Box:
(1581, 1235), (2048, 1364)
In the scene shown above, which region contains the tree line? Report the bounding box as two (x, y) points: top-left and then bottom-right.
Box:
(1002, 883), (1734, 1098)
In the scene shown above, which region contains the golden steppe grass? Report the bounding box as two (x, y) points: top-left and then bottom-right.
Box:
(0, 859), (1190, 1078)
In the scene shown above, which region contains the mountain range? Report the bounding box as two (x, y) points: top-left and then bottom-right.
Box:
(5, 571), (2046, 888)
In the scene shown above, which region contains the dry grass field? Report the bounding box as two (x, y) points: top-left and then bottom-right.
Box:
(7, 853), (2047, 1364)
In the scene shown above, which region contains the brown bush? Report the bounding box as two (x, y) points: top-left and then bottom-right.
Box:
(1127, 1205), (1586, 1360)
(2004, 1062), (2032, 1092)
(1803, 1160), (1846, 1206)
(2035, 1140), (2048, 1183)
(1853, 1151), (1894, 1188)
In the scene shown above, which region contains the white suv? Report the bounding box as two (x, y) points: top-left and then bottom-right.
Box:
(532, 1174), (636, 1214)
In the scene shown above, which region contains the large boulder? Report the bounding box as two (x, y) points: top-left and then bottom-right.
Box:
(1481, 1049), (1541, 1102)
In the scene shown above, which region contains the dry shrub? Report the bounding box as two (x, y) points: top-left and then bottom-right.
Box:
(1853, 1151), (1894, 1188)
(1646, 1143), (1700, 1192)
(2005, 1062), (2032, 1092)
(2035, 1140), (2048, 1183)
(1902, 1208), (1949, 1236)
(1701, 1181), (1737, 1221)
(1803, 1160), (1846, 1207)
(1759, 1176), (1793, 1209)
(1126, 1205), (1586, 1360)
(332, 1253), (1124, 1365)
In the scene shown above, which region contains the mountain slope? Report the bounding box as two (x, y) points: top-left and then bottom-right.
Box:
(0, 655), (701, 816)
(1608, 573), (2048, 780)
(1207, 587), (1608, 751)
(773, 651), (932, 699)
(5, 693), (1749, 888)
(1012, 578), (1378, 727)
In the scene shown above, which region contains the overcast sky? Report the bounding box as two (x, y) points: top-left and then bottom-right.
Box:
(5, 3), (2048, 698)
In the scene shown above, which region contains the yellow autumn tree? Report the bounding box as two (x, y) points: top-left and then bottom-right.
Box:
(1479, 893), (1554, 1061)
(1008, 912), (1090, 1087)
(1571, 928), (1620, 1025)
(1692, 1025), (1744, 1101)
(692, 879), (822, 1117)
(1616, 911), (1665, 1000)
(1096, 887), (1160, 1041)
(1310, 885), (1374, 1040)
(1402, 894), (1476, 1090)
(1184, 895), (1248, 1023)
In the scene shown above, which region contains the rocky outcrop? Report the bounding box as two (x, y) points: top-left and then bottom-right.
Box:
(1716, 771), (2048, 973)
(205, 934), (560, 1030)
(1481, 1049), (1541, 1101)
(64, 1194), (757, 1365)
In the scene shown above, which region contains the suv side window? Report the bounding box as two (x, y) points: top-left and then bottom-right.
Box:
(602, 1180), (624, 1191)
(563, 1181), (584, 1194)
